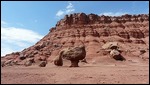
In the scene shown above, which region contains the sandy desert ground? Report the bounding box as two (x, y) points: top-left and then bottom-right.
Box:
(1, 59), (149, 84)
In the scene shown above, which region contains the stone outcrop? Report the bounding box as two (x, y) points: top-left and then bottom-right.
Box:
(54, 45), (86, 67)
(56, 13), (149, 26)
(1, 13), (149, 66)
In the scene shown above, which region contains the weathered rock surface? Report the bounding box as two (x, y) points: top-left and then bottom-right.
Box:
(54, 45), (86, 67)
(1, 13), (149, 66)
(39, 61), (47, 67)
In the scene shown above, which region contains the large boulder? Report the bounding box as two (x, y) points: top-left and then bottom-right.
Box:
(54, 45), (86, 67)
(102, 42), (125, 61)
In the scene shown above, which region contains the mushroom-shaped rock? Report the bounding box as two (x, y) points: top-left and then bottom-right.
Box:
(54, 45), (86, 67)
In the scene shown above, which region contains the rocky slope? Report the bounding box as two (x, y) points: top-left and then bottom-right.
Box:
(1, 13), (149, 66)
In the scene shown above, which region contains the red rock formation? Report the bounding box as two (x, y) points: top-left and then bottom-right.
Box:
(1, 13), (149, 66)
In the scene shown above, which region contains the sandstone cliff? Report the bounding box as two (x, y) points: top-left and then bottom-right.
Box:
(1, 13), (149, 65)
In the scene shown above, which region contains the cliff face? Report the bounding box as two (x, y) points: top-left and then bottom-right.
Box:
(54, 13), (148, 39)
(2, 13), (149, 64)
(56, 13), (149, 26)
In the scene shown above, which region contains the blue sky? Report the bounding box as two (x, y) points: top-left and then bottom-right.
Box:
(1, 1), (149, 56)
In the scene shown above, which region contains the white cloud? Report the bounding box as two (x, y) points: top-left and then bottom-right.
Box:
(65, 2), (75, 14)
(56, 10), (65, 17)
(1, 23), (44, 56)
(66, 9), (75, 14)
(2, 27), (43, 43)
(66, 2), (73, 9)
(56, 2), (75, 18)
(99, 12), (128, 16)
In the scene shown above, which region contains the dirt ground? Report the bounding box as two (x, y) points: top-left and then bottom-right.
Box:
(1, 59), (149, 84)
